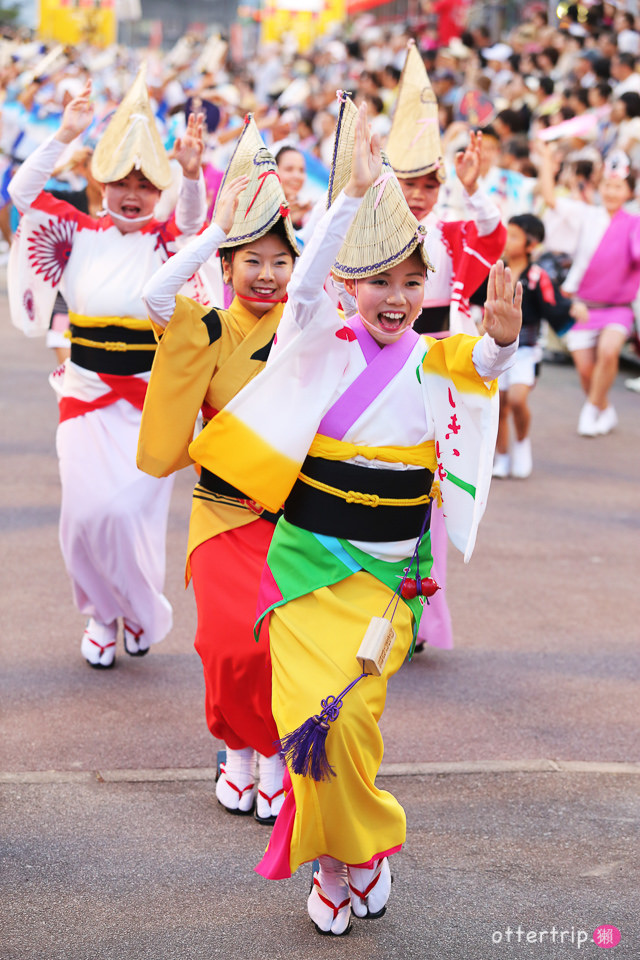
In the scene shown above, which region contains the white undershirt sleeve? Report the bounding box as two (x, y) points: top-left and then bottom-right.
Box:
(8, 135), (67, 211)
(463, 188), (502, 238)
(472, 332), (519, 379)
(174, 172), (207, 237)
(142, 222), (227, 327)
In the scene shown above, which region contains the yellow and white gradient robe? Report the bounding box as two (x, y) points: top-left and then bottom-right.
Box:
(191, 192), (517, 877)
(138, 289), (284, 582)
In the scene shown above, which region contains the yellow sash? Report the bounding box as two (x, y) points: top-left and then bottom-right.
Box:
(308, 433), (438, 471)
(67, 312), (156, 352)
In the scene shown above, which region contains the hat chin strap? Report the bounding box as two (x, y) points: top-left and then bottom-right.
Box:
(104, 203), (155, 225)
(238, 294), (288, 304)
(360, 313), (409, 344)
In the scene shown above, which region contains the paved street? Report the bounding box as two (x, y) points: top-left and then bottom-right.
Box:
(1, 281), (639, 960)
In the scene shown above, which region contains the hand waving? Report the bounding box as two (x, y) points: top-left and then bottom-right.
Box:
(454, 129), (482, 195)
(56, 80), (94, 145)
(482, 260), (523, 347)
(172, 112), (205, 180)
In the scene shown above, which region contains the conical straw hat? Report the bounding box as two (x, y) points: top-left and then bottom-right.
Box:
(328, 95), (433, 279)
(91, 63), (172, 191)
(386, 41), (445, 182)
(326, 90), (359, 207)
(216, 114), (299, 254)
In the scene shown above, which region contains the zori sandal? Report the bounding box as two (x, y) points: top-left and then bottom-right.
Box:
(348, 857), (392, 919)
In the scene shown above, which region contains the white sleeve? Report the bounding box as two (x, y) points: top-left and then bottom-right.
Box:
(8, 135), (66, 212)
(472, 332), (519, 379)
(142, 222), (227, 327)
(463, 187), (502, 237)
(286, 191), (362, 331)
(295, 192), (328, 248)
(174, 172), (207, 237)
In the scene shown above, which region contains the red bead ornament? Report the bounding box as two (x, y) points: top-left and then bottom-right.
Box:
(400, 578), (418, 599)
(420, 577), (440, 597)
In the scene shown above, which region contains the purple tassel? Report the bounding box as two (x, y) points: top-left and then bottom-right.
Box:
(278, 674), (367, 782)
(279, 714), (335, 781)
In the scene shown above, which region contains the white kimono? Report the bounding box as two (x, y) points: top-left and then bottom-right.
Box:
(8, 136), (207, 642)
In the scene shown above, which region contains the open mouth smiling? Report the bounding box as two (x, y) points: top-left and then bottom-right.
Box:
(378, 310), (406, 331)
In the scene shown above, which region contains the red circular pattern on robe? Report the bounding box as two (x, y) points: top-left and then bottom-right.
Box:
(27, 218), (75, 287)
(23, 288), (35, 321)
(335, 326), (357, 342)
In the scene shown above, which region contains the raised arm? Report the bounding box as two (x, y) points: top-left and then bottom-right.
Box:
(533, 138), (558, 210)
(9, 79), (93, 212)
(142, 174), (248, 326)
(172, 111), (207, 236)
(454, 130), (502, 236)
(473, 260), (522, 378)
(285, 102), (381, 328)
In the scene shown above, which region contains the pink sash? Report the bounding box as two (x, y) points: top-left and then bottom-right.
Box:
(317, 315), (420, 440)
(578, 209), (640, 305)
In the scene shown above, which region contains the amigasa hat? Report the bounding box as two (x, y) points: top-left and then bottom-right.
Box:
(91, 63), (172, 191)
(328, 93), (433, 280)
(215, 114), (299, 254)
(385, 40), (445, 183)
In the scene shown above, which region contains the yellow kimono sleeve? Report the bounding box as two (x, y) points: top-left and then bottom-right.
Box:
(137, 295), (224, 477)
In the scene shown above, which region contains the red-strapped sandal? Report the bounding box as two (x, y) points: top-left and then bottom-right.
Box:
(308, 873), (352, 936)
(216, 762), (257, 815)
(81, 619), (117, 669)
(254, 786), (285, 826)
(123, 621), (149, 657)
(348, 857), (392, 919)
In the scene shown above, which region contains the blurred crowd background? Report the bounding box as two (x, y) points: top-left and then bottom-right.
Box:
(2, 0), (640, 366)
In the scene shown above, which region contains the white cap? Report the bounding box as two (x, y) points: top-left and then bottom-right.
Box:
(482, 43), (513, 62)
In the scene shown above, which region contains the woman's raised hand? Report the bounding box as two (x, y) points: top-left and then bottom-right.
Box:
(345, 102), (382, 199)
(213, 175), (249, 234)
(56, 80), (94, 145)
(172, 112), (205, 180)
(482, 260), (523, 347)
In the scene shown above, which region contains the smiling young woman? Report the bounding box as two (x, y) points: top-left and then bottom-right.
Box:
(138, 117), (299, 826)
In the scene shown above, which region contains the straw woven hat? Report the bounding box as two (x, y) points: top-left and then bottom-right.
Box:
(386, 41), (445, 183)
(91, 63), (172, 191)
(216, 114), (299, 253)
(328, 95), (433, 280)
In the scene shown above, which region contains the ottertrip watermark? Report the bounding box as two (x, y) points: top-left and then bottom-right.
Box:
(491, 924), (622, 949)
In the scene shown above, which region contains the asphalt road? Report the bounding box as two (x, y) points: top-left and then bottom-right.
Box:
(1, 282), (639, 960)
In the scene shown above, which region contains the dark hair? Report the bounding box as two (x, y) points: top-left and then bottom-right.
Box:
(593, 80), (612, 100)
(383, 64), (401, 83)
(571, 87), (590, 109)
(478, 123), (500, 142)
(619, 91), (640, 118)
(275, 145), (303, 165)
(615, 52), (637, 70)
(364, 93), (384, 115)
(574, 159), (594, 181)
(509, 214), (545, 245)
(219, 217), (298, 265)
(495, 108), (529, 135)
(593, 57), (611, 81)
(539, 76), (555, 96)
(540, 46), (560, 67)
(503, 136), (530, 160)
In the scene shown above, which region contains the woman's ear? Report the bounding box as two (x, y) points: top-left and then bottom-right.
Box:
(221, 257), (233, 285)
(343, 277), (357, 297)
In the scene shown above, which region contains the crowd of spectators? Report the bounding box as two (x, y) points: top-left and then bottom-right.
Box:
(2, 2), (640, 381)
